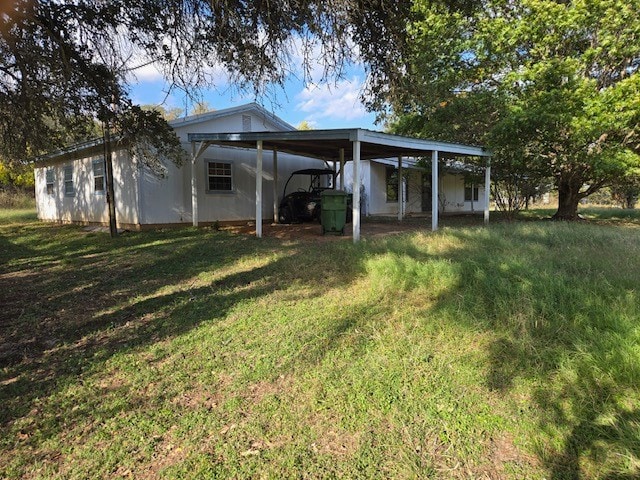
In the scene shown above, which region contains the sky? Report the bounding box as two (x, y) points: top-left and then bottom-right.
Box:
(128, 60), (381, 131)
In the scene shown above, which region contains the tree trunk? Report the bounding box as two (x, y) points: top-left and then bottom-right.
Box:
(552, 175), (583, 220)
(624, 193), (636, 209)
(103, 121), (118, 237)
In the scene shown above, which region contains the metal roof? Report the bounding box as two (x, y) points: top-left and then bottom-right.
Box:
(187, 129), (491, 161)
(168, 102), (295, 131)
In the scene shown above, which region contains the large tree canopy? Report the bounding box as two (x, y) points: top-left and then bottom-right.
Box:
(0, 0), (412, 163)
(390, 0), (640, 219)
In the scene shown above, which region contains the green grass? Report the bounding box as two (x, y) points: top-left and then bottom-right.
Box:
(1, 208), (639, 479)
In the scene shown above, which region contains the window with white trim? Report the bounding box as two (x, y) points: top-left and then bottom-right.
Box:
(92, 159), (105, 193)
(206, 161), (233, 192)
(45, 169), (55, 195)
(63, 165), (74, 196)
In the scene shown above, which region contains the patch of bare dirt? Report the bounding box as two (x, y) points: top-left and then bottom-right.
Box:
(473, 432), (540, 479)
(312, 428), (362, 457)
(244, 374), (293, 404)
(220, 217), (437, 242)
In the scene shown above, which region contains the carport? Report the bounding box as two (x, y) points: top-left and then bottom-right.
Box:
(189, 129), (491, 243)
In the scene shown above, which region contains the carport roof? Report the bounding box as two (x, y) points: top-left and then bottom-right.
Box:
(188, 128), (491, 161)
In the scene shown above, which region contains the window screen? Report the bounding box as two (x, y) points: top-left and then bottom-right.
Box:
(93, 160), (105, 192)
(207, 162), (233, 191)
(63, 165), (74, 196)
(46, 169), (55, 195)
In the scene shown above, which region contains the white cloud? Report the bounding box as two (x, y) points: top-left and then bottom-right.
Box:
(295, 77), (369, 122)
(129, 61), (164, 83)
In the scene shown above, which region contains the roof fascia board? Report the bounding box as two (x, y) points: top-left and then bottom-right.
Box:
(188, 129), (356, 143)
(187, 129), (491, 158)
(35, 138), (106, 165)
(358, 130), (491, 157)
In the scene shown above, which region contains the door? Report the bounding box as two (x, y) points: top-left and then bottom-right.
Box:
(421, 173), (432, 212)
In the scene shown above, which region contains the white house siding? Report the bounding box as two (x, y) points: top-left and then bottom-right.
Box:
(338, 160), (371, 216)
(35, 150), (139, 227)
(191, 147), (321, 223)
(112, 151), (141, 226)
(138, 111), (322, 225)
(341, 159), (486, 216)
(438, 174), (486, 214)
(368, 161), (400, 215)
(405, 169), (423, 214)
(137, 156), (190, 225)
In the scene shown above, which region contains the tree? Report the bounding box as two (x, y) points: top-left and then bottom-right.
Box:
(0, 160), (33, 189)
(141, 104), (184, 121)
(388, 0), (640, 220)
(611, 173), (640, 209)
(0, 0), (412, 165)
(189, 100), (214, 116)
(296, 120), (314, 130)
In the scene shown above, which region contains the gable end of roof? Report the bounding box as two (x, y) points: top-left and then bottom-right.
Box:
(168, 102), (295, 131)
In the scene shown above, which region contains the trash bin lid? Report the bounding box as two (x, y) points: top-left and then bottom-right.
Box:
(321, 189), (347, 196)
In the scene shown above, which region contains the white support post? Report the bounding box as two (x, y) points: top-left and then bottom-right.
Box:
(398, 156), (403, 221)
(339, 148), (345, 190)
(272, 148), (279, 223)
(191, 143), (198, 227)
(191, 141), (207, 227)
(432, 150), (439, 231)
(352, 141), (361, 243)
(484, 158), (491, 225)
(256, 140), (263, 238)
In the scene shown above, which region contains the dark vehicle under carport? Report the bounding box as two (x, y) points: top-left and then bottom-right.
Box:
(278, 168), (352, 224)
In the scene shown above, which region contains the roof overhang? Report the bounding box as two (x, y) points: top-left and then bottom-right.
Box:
(187, 128), (491, 162)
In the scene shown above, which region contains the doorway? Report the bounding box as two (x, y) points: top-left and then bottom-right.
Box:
(421, 173), (432, 212)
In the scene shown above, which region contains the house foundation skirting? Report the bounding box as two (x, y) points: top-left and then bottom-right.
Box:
(36, 218), (280, 231)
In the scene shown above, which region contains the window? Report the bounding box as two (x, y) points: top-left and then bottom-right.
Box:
(93, 159), (105, 193)
(45, 169), (55, 195)
(63, 165), (74, 196)
(464, 184), (479, 202)
(242, 115), (252, 132)
(207, 161), (233, 192)
(386, 167), (398, 202)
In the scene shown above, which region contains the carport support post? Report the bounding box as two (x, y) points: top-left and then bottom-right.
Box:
(484, 158), (491, 224)
(352, 140), (361, 243)
(272, 148), (278, 223)
(256, 140), (263, 238)
(398, 156), (403, 221)
(191, 141), (208, 227)
(432, 150), (439, 231)
(339, 148), (345, 190)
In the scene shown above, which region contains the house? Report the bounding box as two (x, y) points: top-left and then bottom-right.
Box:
(34, 103), (491, 241)
(34, 103), (320, 229)
(340, 157), (489, 218)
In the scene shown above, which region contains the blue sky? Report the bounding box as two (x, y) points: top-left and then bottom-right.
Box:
(128, 61), (380, 131)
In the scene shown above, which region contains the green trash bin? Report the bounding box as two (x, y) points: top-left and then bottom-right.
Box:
(320, 190), (348, 235)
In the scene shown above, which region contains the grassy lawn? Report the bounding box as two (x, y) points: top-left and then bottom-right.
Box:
(1, 208), (639, 479)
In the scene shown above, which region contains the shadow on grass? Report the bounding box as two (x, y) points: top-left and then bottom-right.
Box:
(424, 223), (640, 478)
(518, 206), (640, 226)
(345, 222), (639, 478)
(0, 220), (364, 434)
(2, 214), (639, 478)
